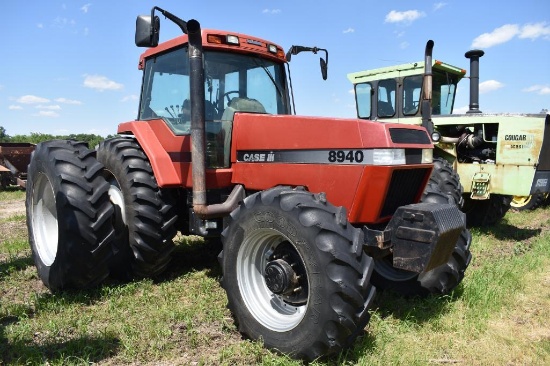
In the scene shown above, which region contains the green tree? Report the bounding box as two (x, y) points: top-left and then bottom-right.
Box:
(0, 126), (9, 142)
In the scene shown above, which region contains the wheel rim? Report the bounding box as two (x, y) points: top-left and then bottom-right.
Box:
(236, 228), (308, 332)
(105, 173), (127, 232)
(511, 195), (531, 208)
(374, 256), (418, 282)
(32, 173), (58, 266)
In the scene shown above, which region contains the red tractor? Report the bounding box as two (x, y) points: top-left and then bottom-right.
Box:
(26, 7), (471, 361)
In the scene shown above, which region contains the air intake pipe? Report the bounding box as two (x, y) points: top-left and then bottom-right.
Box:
(465, 49), (485, 114)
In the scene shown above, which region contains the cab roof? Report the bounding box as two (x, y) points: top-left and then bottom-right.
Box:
(347, 60), (467, 84)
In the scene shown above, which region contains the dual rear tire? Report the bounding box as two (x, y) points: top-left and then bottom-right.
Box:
(27, 138), (178, 290)
(26, 140), (115, 291)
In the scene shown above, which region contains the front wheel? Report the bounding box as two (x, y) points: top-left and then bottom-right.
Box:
(26, 140), (114, 291)
(220, 186), (375, 361)
(371, 179), (472, 297)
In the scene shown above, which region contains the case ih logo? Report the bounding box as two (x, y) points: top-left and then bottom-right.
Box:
(503, 134), (535, 149)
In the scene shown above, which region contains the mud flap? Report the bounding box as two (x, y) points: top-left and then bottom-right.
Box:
(387, 202), (465, 273)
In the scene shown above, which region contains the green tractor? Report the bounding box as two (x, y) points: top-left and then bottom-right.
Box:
(348, 41), (550, 226)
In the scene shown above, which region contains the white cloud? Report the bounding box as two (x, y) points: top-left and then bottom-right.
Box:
(33, 110), (59, 117)
(399, 41), (409, 49)
(36, 104), (62, 110)
(262, 9), (281, 14)
(479, 80), (504, 93)
(121, 95), (139, 102)
(83, 75), (123, 91)
(471, 24), (519, 48)
(385, 10), (426, 25)
(8, 105), (23, 110)
(471, 22), (550, 49)
(16, 95), (50, 104)
(37, 23), (43, 29)
(81, 3), (92, 13)
(343, 28), (355, 34)
(522, 85), (550, 95)
(518, 22), (550, 40)
(433, 2), (447, 11)
(55, 97), (82, 105)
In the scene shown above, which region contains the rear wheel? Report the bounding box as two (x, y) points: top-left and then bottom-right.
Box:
(26, 140), (114, 291)
(510, 193), (549, 211)
(371, 173), (472, 297)
(221, 186), (375, 361)
(96, 137), (177, 279)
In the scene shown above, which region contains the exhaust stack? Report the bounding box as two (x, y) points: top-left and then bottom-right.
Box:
(465, 49), (485, 114)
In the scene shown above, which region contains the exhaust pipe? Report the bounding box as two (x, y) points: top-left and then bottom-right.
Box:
(465, 49), (485, 114)
(421, 40), (435, 137)
(187, 19), (208, 215)
(188, 20), (245, 218)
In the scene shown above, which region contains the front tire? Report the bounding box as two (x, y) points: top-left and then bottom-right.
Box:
(221, 186), (375, 361)
(96, 137), (177, 279)
(371, 176), (472, 297)
(26, 140), (114, 291)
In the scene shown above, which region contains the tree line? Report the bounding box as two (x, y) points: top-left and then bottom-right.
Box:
(0, 126), (114, 149)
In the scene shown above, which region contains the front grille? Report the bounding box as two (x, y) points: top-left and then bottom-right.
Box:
(380, 168), (430, 218)
(389, 128), (431, 144)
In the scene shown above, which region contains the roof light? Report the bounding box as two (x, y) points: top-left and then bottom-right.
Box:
(226, 35), (240, 45)
(207, 34), (223, 44)
(267, 44), (277, 54)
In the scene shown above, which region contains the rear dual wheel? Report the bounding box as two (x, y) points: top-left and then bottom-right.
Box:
(26, 140), (115, 291)
(96, 137), (178, 279)
(221, 186), (375, 361)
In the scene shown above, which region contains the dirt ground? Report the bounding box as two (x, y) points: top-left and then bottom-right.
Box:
(0, 199), (26, 219)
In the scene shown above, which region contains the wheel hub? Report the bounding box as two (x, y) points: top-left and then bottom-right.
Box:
(264, 259), (298, 295)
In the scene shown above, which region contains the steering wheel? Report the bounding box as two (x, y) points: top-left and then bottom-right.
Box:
(223, 90), (240, 105)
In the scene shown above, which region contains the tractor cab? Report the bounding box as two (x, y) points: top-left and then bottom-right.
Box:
(137, 42), (290, 167)
(348, 60), (466, 121)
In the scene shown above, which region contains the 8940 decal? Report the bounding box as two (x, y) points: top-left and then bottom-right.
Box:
(328, 150), (364, 163)
(237, 149), (373, 165)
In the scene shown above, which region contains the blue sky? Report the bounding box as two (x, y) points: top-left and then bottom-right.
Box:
(2, 1), (549, 137)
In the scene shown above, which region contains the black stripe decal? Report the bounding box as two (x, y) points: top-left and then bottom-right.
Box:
(236, 149), (425, 165)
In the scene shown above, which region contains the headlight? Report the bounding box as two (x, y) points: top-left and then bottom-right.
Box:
(372, 149), (406, 165)
(422, 149), (433, 163)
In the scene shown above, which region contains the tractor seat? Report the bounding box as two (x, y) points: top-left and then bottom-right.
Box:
(221, 97), (266, 121)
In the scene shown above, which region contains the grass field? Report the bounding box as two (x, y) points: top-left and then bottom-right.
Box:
(1, 188), (549, 365)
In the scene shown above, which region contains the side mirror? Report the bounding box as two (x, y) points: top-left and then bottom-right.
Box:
(135, 15), (160, 47)
(320, 58), (327, 80)
(285, 45), (329, 80)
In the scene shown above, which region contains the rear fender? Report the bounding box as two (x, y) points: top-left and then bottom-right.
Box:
(117, 121), (181, 186)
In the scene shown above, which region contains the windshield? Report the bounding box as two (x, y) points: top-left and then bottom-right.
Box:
(138, 47), (290, 129)
(432, 70), (459, 115)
